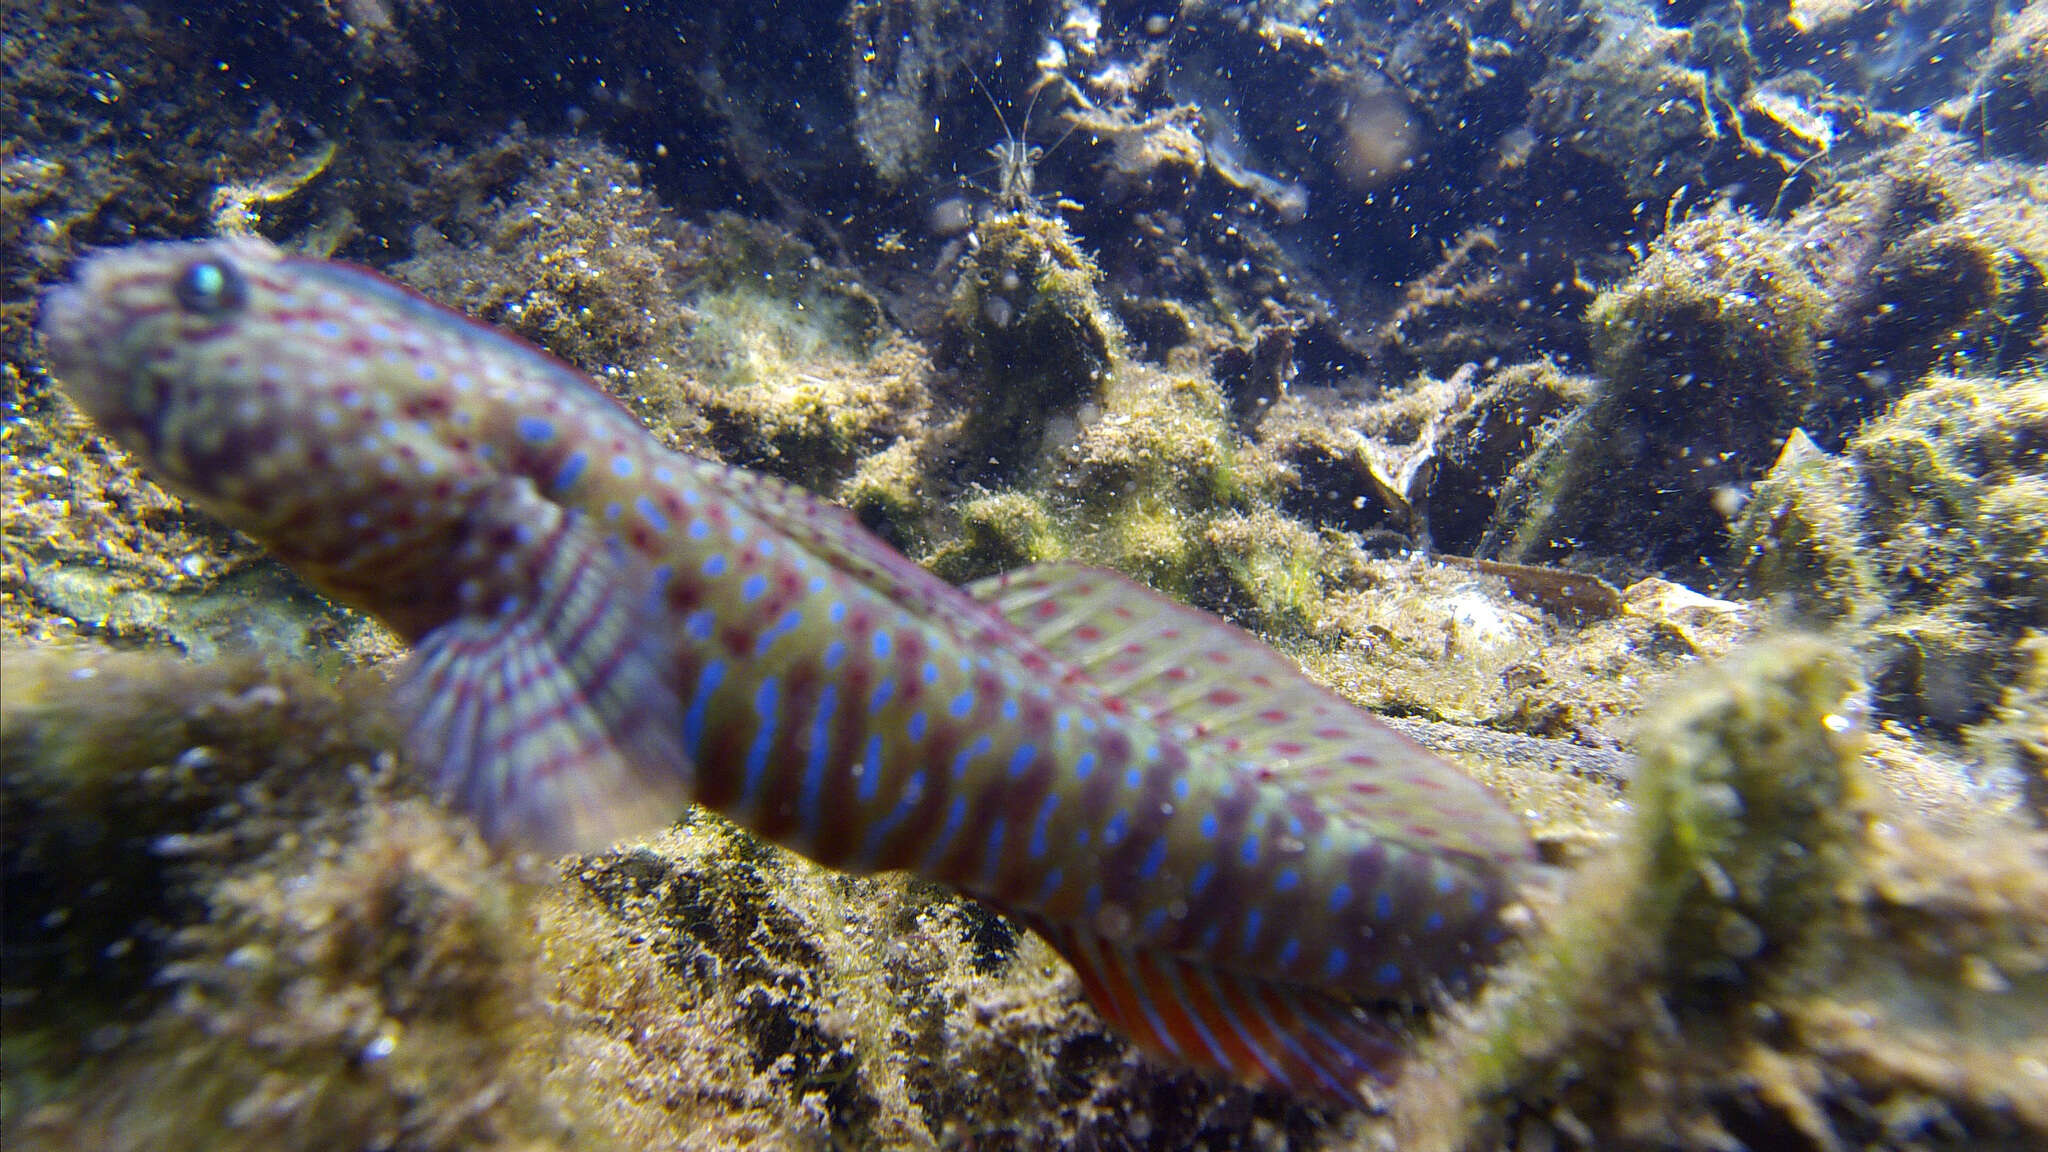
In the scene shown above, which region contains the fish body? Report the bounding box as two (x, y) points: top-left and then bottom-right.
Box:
(41, 236), (1531, 1105)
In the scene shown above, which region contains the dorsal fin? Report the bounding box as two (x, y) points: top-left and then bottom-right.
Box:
(967, 562), (1529, 866)
(685, 459), (1034, 652)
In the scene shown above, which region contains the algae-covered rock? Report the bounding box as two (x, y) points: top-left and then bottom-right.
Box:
(0, 654), (1362, 1152)
(1395, 635), (2048, 1151)
(1735, 374), (2048, 735)
(1488, 206), (1830, 582)
(0, 652), (594, 1152)
(1812, 138), (2048, 396)
(942, 210), (1118, 479)
(1973, 0), (2048, 164)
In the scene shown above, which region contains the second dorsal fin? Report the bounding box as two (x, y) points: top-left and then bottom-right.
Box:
(967, 562), (1529, 867)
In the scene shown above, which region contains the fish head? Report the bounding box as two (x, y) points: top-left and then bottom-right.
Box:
(41, 236), (399, 536)
(37, 235), (489, 592)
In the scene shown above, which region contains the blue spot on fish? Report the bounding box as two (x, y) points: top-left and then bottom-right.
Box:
(552, 451), (588, 490)
(684, 660), (727, 755)
(1275, 869), (1299, 892)
(741, 573), (768, 602)
(516, 416), (555, 444)
(685, 609), (715, 641)
(823, 639), (847, 670)
(1325, 949), (1350, 981)
(872, 630), (891, 659)
(1243, 909), (1262, 949)
(869, 677), (895, 714)
(800, 685), (839, 834)
(932, 795), (968, 861)
(1037, 867), (1064, 902)
(1375, 962), (1403, 987)
(1139, 838), (1166, 880)
(755, 608), (801, 656)
(1008, 743), (1037, 778)
(703, 554), (728, 577)
(742, 677), (781, 807)
(1192, 862), (1216, 895)
(907, 712), (927, 742)
(1374, 892), (1395, 921)
(1104, 810), (1128, 845)
(857, 735), (885, 804)
(1075, 752), (1097, 780)
(949, 691), (974, 718)
(1030, 793), (1058, 859)
(611, 454), (635, 478)
(635, 495), (670, 533)
(1329, 883), (1352, 912)
(951, 735), (991, 776)
(1240, 836), (1259, 865)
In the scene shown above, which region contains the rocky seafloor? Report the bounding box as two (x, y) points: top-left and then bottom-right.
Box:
(2, 1), (2045, 1149)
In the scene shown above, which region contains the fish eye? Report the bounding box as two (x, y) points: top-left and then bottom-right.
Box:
(173, 258), (248, 317)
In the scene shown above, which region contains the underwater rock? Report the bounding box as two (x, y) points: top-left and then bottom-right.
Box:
(1807, 135), (2048, 406)
(392, 134), (931, 495)
(1734, 373), (2048, 744)
(1486, 206), (1829, 581)
(1973, 1), (2048, 163)
(1484, 128), (2046, 587)
(0, 653), (593, 1152)
(1259, 360), (1591, 553)
(1431, 361), (1596, 553)
(679, 215), (925, 490)
(941, 209), (1118, 480)
(1395, 634), (2048, 1151)
(0, 654), (1364, 1152)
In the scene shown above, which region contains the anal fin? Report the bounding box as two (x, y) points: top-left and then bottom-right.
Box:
(395, 478), (691, 854)
(1031, 919), (1405, 1110)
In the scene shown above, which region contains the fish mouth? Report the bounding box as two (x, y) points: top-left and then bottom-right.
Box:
(36, 276), (129, 431)
(35, 280), (88, 372)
